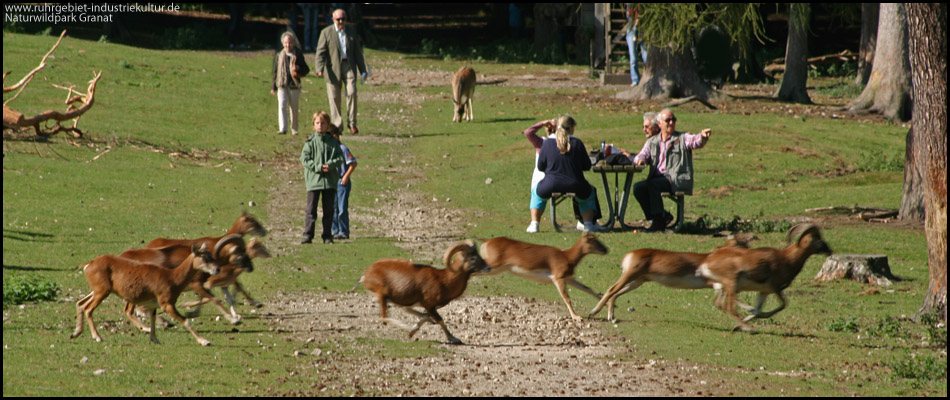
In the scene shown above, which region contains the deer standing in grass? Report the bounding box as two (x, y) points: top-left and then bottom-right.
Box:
(451, 66), (476, 122)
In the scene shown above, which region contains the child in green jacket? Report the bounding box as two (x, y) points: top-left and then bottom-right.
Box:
(300, 111), (344, 244)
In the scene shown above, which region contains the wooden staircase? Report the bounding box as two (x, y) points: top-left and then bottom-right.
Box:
(601, 3), (633, 85)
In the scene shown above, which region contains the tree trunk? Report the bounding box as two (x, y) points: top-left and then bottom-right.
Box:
(814, 254), (899, 286)
(847, 3), (912, 122)
(532, 3), (572, 59)
(899, 127), (925, 221)
(855, 3), (879, 86)
(905, 3), (947, 323)
(775, 4), (811, 104)
(616, 45), (719, 101)
(734, 40), (772, 84)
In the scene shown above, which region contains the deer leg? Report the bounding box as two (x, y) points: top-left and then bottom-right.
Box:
(399, 306), (431, 337)
(123, 302), (153, 332)
(147, 308), (160, 345)
(70, 293), (94, 339)
(567, 277), (602, 299)
(429, 309), (462, 345)
(379, 296), (413, 330)
(553, 277), (582, 321)
(83, 292), (108, 342)
(188, 286), (240, 324)
(233, 281), (263, 308)
(590, 276), (640, 321)
(722, 289), (753, 332)
(161, 302), (210, 346)
(744, 292), (786, 321)
(220, 287), (242, 321)
(607, 280), (644, 322)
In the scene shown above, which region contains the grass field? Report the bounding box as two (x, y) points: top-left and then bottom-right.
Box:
(3, 31), (945, 396)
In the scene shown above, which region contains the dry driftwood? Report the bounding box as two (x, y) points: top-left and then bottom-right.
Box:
(806, 205), (896, 213)
(3, 30), (102, 138)
(765, 50), (858, 76)
(805, 205), (900, 223)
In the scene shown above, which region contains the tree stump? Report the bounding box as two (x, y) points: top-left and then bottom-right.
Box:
(813, 254), (900, 286)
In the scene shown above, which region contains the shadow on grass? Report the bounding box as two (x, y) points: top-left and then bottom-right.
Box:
(3, 229), (54, 242)
(3, 264), (63, 272)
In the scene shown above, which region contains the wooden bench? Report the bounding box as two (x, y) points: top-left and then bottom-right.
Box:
(549, 192), (577, 232)
(661, 191), (687, 232)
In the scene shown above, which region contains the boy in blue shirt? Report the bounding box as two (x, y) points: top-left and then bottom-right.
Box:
(331, 125), (357, 239)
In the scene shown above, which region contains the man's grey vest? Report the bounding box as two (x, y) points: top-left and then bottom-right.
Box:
(647, 131), (694, 195)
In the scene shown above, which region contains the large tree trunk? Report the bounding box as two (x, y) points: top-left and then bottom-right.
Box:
(532, 3), (573, 59)
(775, 4), (811, 104)
(847, 3), (912, 122)
(734, 40), (772, 84)
(899, 127), (925, 221)
(855, 3), (879, 86)
(616, 45), (719, 101)
(905, 3), (947, 323)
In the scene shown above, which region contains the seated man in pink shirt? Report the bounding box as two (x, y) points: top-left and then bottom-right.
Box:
(631, 109), (711, 232)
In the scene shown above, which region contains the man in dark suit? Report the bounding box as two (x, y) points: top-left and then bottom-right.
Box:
(314, 8), (367, 134)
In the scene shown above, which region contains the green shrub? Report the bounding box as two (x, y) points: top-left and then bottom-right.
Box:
(162, 22), (226, 49)
(889, 354), (947, 386)
(920, 312), (947, 347)
(867, 315), (909, 339)
(683, 214), (793, 234)
(856, 150), (904, 173)
(826, 317), (860, 333)
(3, 274), (59, 308)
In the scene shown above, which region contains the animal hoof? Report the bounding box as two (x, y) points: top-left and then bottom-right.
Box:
(199, 339), (211, 346)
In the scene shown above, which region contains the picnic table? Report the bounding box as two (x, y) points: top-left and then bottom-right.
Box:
(590, 161), (643, 230)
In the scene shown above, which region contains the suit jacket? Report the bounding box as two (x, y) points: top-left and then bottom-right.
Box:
(314, 25), (366, 85)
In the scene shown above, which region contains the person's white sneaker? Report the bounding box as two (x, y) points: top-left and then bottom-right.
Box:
(583, 222), (607, 233)
(576, 221), (585, 230)
(526, 221), (539, 233)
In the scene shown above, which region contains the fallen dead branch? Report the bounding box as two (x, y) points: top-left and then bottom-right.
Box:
(3, 30), (102, 138)
(860, 211), (898, 221)
(805, 206), (895, 213)
(90, 147), (111, 162)
(765, 50), (858, 76)
(805, 205), (899, 223)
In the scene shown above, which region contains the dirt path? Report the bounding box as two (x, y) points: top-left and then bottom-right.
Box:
(259, 76), (711, 395)
(262, 155), (709, 396)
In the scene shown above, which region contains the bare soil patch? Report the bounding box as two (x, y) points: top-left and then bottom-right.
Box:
(264, 293), (711, 396)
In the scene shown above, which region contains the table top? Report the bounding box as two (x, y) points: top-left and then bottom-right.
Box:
(591, 161), (643, 173)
